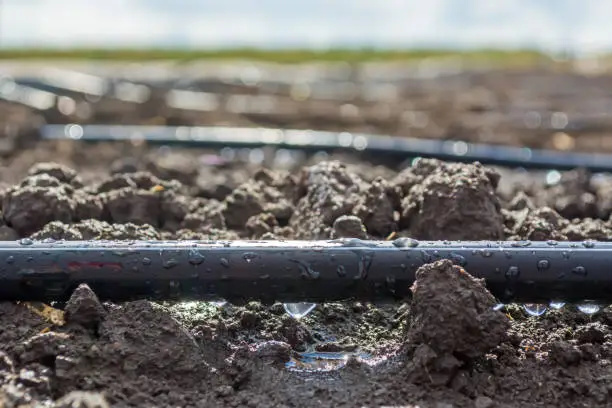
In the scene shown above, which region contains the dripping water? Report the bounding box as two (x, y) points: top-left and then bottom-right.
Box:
(283, 303), (317, 319)
(523, 304), (547, 316)
(549, 301), (566, 309)
(577, 303), (600, 315)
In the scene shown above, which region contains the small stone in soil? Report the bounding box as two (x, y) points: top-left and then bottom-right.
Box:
(250, 340), (293, 366)
(64, 284), (106, 329)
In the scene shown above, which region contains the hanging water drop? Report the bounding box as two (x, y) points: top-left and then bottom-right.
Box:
(577, 303), (600, 315)
(243, 252), (258, 263)
(549, 301), (566, 309)
(6, 256), (14, 264)
(142, 257), (152, 266)
(283, 303), (316, 319)
(523, 304), (547, 316)
(168, 280), (181, 297)
(209, 299), (227, 308)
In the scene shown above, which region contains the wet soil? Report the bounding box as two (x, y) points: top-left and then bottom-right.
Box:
(0, 148), (612, 407)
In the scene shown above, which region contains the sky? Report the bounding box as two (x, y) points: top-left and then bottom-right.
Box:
(2, 0), (612, 53)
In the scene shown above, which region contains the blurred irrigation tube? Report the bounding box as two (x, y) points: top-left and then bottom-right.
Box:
(42, 124), (612, 172)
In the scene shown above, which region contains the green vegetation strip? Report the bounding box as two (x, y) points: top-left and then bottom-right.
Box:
(0, 47), (549, 64)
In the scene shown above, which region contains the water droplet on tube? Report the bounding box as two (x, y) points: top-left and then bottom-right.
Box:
(392, 238), (419, 248)
(505, 266), (520, 279)
(18, 238), (33, 246)
(163, 259), (179, 269)
(188, 251), (205, 265)
(582, 240), (596, 248)
(536, 259), (550, 271)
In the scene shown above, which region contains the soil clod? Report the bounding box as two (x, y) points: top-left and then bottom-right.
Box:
(400, 160), (504, 240)
(331, 215), (368, 239)
(404, 260), (509, 384)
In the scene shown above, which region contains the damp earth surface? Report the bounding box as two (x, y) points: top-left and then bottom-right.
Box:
(0, 145), (612, 407)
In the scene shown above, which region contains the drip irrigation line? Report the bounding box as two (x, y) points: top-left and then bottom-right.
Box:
(41, 124), (612, 172)
(12, 77), (100, 98)
(0, 239), (610, 304)
(0, 79), (59, 111)
(36, 69), (110, 98)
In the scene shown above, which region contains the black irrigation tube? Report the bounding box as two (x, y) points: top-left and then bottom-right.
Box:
(1, 239), (610, 304)
(12, 77), (107, 99)
(0, 79), (61, 111)
(41, 124), (612, 172)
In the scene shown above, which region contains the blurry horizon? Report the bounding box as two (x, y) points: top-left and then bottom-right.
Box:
(1, 0), (610, 55)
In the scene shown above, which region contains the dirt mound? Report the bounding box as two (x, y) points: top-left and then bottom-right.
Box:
(403, 260), (509, 386)
(0, 157), (611, 407)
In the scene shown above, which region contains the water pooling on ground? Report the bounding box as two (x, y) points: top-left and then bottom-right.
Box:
(169, 300), (380, 373)
(285, 350), (375, 372)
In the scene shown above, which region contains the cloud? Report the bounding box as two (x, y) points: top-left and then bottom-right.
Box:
(3, 0), (174, 46)
(1, 0), (612, 52)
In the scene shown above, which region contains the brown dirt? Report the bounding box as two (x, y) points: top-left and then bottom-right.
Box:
(0, 150), (611, 407)
(0, 66), (612, 407)
(7, 68), (612, 158)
